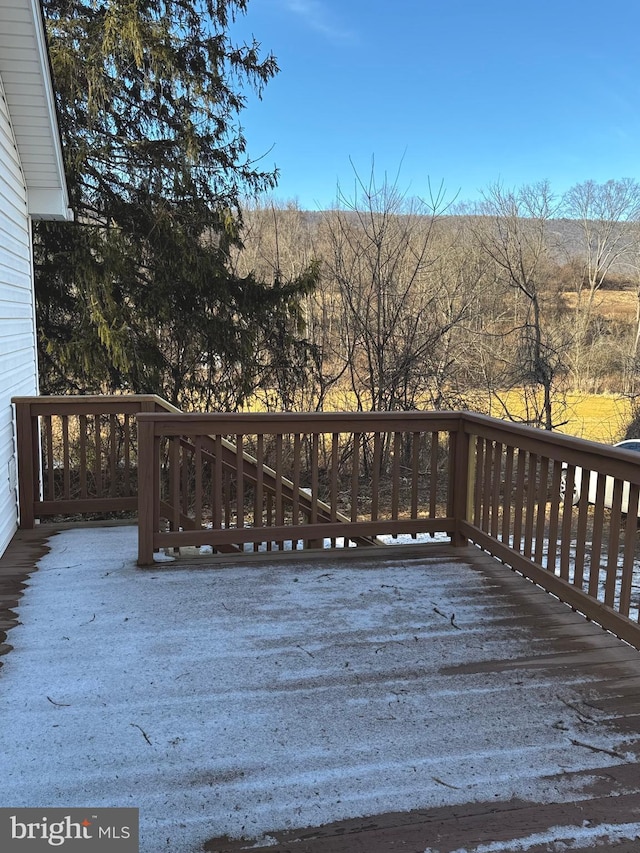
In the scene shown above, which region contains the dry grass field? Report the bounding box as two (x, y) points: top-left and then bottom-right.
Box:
(482, 391), (633, 444)
(561, 288), (638, 323)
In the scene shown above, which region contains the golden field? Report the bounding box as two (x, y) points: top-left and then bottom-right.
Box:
(480, 392), (632, 445)
(250, 391), (634, 446)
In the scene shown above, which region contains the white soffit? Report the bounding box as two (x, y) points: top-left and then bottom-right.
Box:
(0, 0), (72, 220)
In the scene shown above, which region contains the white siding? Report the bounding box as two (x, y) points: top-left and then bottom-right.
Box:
(0, 75), (37, 556)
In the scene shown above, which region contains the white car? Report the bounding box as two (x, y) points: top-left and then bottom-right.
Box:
(560, 439), (640, 515)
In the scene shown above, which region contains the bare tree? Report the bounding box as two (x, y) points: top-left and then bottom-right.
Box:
(472, 181), (569, 430)
(561, 178), (640, 388)
(320, 164), (474, 413)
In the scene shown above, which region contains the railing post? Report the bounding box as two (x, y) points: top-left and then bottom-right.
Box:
(450, 416), (471, 548)
(13, 399), (39, 529)
(137, 415), (156, 566)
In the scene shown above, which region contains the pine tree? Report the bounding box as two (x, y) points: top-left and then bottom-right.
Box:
(35, 0), (316, 408)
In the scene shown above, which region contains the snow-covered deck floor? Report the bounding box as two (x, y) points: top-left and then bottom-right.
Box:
(1, 525), (640, 853)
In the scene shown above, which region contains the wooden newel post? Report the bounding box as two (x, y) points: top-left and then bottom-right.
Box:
(13, 399), (39, 529)
(450, 419), (473, 548)
(137, 415), (157, 566)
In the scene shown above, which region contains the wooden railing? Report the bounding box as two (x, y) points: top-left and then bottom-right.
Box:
(136, 410), (458, 561)
(136, 409), (640, 649)
(12, 395), (163, 527)
(12, 396), (640, 649)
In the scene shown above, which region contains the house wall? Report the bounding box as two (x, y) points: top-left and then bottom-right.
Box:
(0, 74), (38, 556)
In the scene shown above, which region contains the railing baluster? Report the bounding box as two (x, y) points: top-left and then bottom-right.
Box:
(522, 453), (538, 559)
(94, 414), (102, 497)
(559, 464), (575, 581)
(534, 456), (549, 567)
(604, 479), (623, 608)
(45, 415), (54, 502)
(481, 439), (493, 532)
(124, 414), (131, 495)
(501, 445), (514, 543)
(429, 431), (439, 519)
(292, 434), (301, 550)
(194, 436), (203, 529)
(330, 432), (338, 547)
(546, 460), (562, 575)
(79, 414), (87, 499)
(62, 416), (70, 500)
(411, 432), (420, 538)
(619, 482), (638, 617)
(371, 432), (381, 522)
(588, 475), (607, 599)
(391, 432), (401, 537)
(109, 414), (117, 497)
(274, 434), (283, 550)
(573, 469), (590, 590)
(236, 435), (244, 550)
(512, 448), (526, 552)
(213, 434), (222, 534)
(490, 441), (503, 540)
(473, 438), (485, 528)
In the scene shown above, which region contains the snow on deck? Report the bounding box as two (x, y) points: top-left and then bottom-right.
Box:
(0, 526), (637, 852)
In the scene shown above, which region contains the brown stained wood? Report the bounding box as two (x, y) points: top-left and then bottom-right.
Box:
(109, 414), (117, 498)
(213, 434), (223, 532)
(292, 435), (301, 549)
(94, 414), (102, 498)
(589, 474), (607, 598)
(523, 452), (537, 559)
(501, 444), (514, 543)
(430, 430), (439, 518)
(512, 447), (526, 551)
(137, 420), (156, 565)
(489, 441), (502, 540)
(224, 470), (232, 533)
(45, 414), (54, 502)
(79, 414), (87, 499)
(194, 437), (203, 528)
(481, 438), (493, 532)
(274, 434), (283, 548)
(620, 482), (639, 618)
(62, 416), (70, 500)
(560, 465), (576, 580)
(411, 432), (419, 527)
(311, 434), (319, 526)
(546, 460), (562, 574)
(170, 436), (180, 532)
(124, 414), (131, 494)
(391, 432), (400, 528)
(534, 455), (549, 566)
(236, 435), (245, 546)
(473, 438), (485, 528)
(605, 479), (624, 609)
(204, 792), (640, 853)
(351, 432), (360, 524)
(574, 468), (591, 589)
(371, 432), (381, 522)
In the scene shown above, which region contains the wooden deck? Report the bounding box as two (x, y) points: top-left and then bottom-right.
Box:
(200, 547), (640, 853)
(2, 528), (640, 852)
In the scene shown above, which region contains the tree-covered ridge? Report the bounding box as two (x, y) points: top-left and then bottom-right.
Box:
(35, 0), (317, 409)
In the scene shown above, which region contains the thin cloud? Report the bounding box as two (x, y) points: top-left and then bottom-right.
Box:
(284, 0), (354, 42)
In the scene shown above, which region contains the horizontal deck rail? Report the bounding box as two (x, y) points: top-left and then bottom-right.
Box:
(12, 396), (640, 650)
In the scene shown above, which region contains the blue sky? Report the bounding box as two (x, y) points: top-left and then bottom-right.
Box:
(230, 0), (640, 210)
